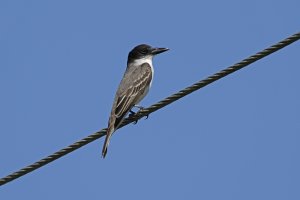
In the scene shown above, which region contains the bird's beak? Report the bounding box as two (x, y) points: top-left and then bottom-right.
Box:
(151, 47), (169, 55)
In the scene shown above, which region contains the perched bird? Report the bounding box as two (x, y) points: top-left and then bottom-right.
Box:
(102, 44), (169, 158)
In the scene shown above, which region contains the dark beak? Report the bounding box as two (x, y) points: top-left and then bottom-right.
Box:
(151, 47), (169, 55)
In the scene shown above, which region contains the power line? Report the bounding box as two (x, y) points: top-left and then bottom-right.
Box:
(1, 32), (300, 187)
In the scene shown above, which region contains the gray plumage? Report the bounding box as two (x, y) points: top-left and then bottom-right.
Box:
(102, 44), (169, 158)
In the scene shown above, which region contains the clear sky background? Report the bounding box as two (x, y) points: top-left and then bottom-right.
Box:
(1, 1), (300, 199)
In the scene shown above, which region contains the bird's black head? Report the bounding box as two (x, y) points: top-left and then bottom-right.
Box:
(127, 44), (169, 63)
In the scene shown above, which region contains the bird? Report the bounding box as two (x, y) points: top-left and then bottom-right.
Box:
(102, 44), (169, 158)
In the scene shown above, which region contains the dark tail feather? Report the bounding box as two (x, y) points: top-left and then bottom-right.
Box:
(102, 112), (126, 158)
(102, 125), (114, 158)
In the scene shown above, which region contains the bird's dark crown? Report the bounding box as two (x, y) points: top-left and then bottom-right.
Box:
(127, 44), (169, 64)
(128, 44), (153, 61)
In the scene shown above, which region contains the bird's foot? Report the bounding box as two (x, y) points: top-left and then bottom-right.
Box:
(133, 105), (149, 120)
(129, 110), (136, 117)
(129, 110), (138, 124)
(130, 105), (150, 124)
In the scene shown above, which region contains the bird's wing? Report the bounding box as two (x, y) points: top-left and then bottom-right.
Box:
(114, 63), (152, 119)
(102, 63), (152, 157)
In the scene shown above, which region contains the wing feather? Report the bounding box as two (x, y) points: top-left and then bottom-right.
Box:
(114, 63), (152, 119)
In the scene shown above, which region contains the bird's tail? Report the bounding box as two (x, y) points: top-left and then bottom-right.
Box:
(102, 118), (115, 158)
(102, 123), (114, 158)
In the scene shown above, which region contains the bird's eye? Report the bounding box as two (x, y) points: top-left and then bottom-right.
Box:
(140, 48), (148, 54)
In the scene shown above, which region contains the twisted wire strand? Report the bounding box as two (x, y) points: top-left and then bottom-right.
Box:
(1, 32), (299, 186)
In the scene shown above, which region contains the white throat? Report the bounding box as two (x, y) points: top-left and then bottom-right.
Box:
(133, 55), (153, 67)
(133, 55), (154, 88)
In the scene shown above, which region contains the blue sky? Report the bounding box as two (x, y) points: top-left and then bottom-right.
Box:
(1, 0), (300, 199)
